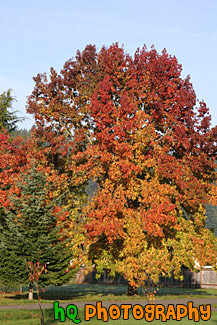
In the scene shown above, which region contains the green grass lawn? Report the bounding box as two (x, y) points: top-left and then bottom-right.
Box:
(0, 284), (217, 305)
(0, 285), (217, 324)
(0, 308), (216, 325)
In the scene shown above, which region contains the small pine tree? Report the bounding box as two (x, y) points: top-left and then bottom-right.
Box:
(0, 89), (25, 133)
(0, 167), (75, 298)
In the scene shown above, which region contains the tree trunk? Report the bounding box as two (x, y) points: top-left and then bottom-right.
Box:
(36, 282), (44, 325)
(29, 283), (33, 300)
(127, 282), (138, 296)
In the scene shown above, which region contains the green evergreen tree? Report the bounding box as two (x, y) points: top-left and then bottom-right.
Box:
(0, 89), (25, 133)
(206, 204), (217, 236)
(0, 167), (75, 298)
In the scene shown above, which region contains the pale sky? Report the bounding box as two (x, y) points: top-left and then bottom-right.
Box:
(1, 0), (217, 129)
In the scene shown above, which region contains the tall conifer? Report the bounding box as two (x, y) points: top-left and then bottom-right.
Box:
(0, 167), (74, 298)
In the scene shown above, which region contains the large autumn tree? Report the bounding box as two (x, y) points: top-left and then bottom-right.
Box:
(27, 44), (217, 294)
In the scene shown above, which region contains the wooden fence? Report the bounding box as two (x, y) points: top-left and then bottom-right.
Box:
(76, 267), (217, 288)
